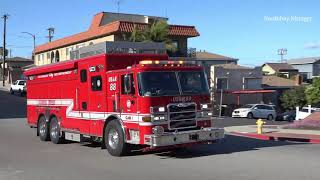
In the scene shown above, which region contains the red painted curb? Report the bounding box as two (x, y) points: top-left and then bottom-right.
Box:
(230, 131), (320, 144)
(230, 132), (271, 140)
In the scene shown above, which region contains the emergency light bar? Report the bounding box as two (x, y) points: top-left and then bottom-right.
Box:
(139, 60), (197, 66)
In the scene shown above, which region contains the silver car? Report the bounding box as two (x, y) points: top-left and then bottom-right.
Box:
(232, 104), (277, 120)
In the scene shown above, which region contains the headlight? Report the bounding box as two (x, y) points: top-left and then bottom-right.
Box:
(152, 115), (166, 121)
(150, 106), (166, 113)
(201, 103), (212, 110)
(197, 111), (212, 118)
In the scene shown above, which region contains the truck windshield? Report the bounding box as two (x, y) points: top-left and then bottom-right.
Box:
(138, 71), (209, 96)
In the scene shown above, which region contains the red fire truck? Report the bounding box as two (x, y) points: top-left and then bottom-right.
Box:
(25, 42), (224, 156)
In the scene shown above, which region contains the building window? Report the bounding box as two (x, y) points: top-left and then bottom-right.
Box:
(41, 54), (44, 61)
(66, 47), (71, 59)
(244, 78), (261, 90)
(172, 40), (178, 49)
(55, 50), (60, 62)
(216, 78), (228, 90)
(37, 55), (41, 64)
(50, 51), (55, 63)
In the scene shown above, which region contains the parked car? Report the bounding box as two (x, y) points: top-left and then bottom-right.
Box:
(232, 104), (276, 120)
(296, 107), (320, 120)
(275, 110), (296, 122)
(10, 80), (26, 96)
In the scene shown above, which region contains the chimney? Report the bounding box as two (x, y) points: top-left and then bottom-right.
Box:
(294, 74), (302, 86)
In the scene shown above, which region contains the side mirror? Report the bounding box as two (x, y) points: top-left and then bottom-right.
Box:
(124, 74), (133, 94)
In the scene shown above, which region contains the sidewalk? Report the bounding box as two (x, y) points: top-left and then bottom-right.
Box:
(0, 84), (10, 92)
(226, 125), (320, 144)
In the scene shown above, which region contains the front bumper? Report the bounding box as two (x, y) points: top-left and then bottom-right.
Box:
(144, 127), (224, 148)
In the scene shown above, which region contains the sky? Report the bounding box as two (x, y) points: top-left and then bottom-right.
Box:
(1, 0), (320, 66)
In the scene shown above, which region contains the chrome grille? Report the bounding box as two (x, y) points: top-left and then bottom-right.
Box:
(168, 103), (197, 130)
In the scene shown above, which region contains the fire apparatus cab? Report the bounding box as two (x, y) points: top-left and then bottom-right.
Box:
(25, 42), (224, 156)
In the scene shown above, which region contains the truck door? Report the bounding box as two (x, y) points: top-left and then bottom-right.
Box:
(75, 64), (91, 134)
(119, 72), (138, 122)
(87, 66), (106, 136)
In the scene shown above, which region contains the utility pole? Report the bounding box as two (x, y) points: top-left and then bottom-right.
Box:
(116, 0), (123, 14)
(2, 14), (9, 87)
(278, 48), (287, 63)
(219, 89), (223, 117)
(22, 32), (36, 60)
(47, 27), (54, 42)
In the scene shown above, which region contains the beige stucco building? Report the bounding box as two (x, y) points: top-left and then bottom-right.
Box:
(34, 12), (199, 66)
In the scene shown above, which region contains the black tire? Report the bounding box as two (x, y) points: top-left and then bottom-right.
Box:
(104, 120), (128, 156)
(38, 116), (50, 141)
(267, 114), (274, 121)
(10, 88), (14, 94)
(247, 113), (254, 119)
(49, 117), (63, 144)
(288, 116), (295, 122)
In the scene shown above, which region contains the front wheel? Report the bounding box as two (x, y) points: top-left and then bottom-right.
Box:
(10, 88), (14, 94)
(104, 120), (128, 156)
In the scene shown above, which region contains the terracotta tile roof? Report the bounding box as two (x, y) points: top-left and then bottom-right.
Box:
(263, 63), (297, 72)
(262, 75), (298, 87)
(196, 51), (237, 61)
(35, 14), (199, 54)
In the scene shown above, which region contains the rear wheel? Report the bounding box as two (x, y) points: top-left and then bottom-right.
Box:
(10, 88), (14, 94)
(104, 120), (128, 156)
(247, 112), (254, 119)
(49, 117), (63, 144)
(38, 116), (50, 141)
(267, 114), (274, 121)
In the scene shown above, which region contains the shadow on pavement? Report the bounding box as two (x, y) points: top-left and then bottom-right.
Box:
(76, 135), (305, 158)
(0, 90), (26, 119)
(152, 135), (305, 159)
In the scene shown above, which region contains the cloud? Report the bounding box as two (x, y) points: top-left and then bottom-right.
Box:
(305, 42), (320, 49)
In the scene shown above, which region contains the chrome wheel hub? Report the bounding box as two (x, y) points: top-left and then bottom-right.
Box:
(50, 123), (59, 139)
(108, 129), (119, 149)
(39, 121), (46, 136)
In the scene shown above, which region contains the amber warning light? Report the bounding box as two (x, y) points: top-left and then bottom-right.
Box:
(139, 60), (197, 66)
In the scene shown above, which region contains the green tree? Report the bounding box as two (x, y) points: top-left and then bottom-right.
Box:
(305, 77), (320, 106)
(280, 86), (307, 110)
(129, 20), (177, 53)
(0, 47), (8, 57)
(129, 24), (143, 42)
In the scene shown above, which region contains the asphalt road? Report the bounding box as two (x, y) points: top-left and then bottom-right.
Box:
(1, 90), (320, 180)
